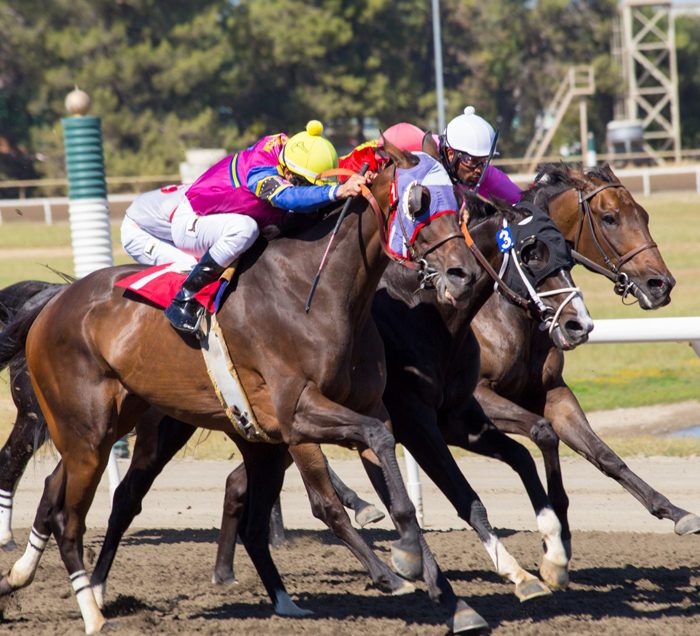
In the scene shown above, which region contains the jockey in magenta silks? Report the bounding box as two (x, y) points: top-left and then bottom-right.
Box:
(339, 107), (522, 206)
(120, 120), (370, 334)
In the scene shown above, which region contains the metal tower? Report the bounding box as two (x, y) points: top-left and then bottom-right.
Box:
(619, 0), (681, 162)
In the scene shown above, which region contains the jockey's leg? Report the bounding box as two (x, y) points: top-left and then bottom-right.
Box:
(167, 201), (259, 333)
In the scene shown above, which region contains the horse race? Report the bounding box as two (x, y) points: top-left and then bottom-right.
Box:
(1, 1), (700, 634)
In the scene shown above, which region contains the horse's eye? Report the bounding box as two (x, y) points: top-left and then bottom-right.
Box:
(520, 244), (541, 265)
(602, 212), (617, 226)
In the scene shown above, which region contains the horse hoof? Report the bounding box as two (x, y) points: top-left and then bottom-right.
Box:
(0, 576), (15, 597)
(0, 538), (17, 552)
(449, 600), (490, 634)
(539, 558), (569, 590)
(274, 594), (314, 617)
(355, 504), (385, 528)
(675, 513), (700, 535)
(390, 542), (422, 580)
(515, 578), (552, 602)
(211, 571), (238, 586)
(390, 579), (415, 596)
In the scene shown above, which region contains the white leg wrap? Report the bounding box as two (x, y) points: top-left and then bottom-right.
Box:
(71, 570), (105, 634)
(481, 534), (534, 585)
(0, 489), (14, 546)
(7, 526), (49, 588)
(537, 507), (568, 567)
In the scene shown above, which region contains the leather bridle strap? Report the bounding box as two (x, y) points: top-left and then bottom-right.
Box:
(458, 208), (531, 311)
(574, 182), (657, 274)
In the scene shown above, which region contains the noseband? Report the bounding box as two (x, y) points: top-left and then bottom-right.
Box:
(459, 208), (581, 332)
(572, 182), (657, 300)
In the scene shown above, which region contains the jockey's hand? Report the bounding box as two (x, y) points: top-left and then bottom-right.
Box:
(337, 172), (370, 199)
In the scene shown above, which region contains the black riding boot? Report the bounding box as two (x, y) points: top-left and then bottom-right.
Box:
(164, 250), (226, 334)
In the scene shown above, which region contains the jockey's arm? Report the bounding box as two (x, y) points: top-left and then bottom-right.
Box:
(248, 166), (340, 214)
(479, 165), (522, 206)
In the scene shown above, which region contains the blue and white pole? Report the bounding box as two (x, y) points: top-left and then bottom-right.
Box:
(62, 88), (122, 497)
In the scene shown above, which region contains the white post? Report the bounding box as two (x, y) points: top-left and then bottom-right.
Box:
(403, 448), (424, 528)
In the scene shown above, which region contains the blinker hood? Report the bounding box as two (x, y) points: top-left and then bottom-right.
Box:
(501, 203), (574, 299)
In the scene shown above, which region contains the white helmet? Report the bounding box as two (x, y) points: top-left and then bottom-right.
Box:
(443, 106), (495, 157)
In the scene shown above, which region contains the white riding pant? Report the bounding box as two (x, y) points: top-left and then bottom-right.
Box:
(121, 185), (197, 268)
(170, 197), (260, 267)
(120, 217), (197, 268)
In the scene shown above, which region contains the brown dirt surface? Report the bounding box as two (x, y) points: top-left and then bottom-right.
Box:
(1, 527), (699, 635)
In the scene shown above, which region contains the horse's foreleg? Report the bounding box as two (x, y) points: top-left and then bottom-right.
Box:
(90, 413), (196, 607)
(445, 397), (569, 590)
(386, 394), (550, 604)
(545, 385), (700, 536)
(290, 385), (422, 580)
(326, 459), (385, 527)
(236, 440), (311, 617)
(289, 443), (413, 595)
(212, 461), (248, 584)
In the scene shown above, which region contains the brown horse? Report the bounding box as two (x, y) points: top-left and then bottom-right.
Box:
(473, 162), (695, 560)
(0, 146), (485, 633)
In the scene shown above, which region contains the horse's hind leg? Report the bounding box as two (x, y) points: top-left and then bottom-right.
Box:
(326, 459), (385, 527)
(90, 411), (197, 607)
(289, 443), (412, 595)
(0, 358), (51, 550)
(0, 461), (63, 598)
(235, 440), (311, 617)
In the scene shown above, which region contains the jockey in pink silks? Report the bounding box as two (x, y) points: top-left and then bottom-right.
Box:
(120, 120), (369, 334)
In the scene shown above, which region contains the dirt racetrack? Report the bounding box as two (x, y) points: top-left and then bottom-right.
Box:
(1, 526), (699, 635)
(1, 452), (700, 634)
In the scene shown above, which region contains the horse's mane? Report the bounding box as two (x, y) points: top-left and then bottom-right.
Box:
(522, 162), (616, 208)
(462, 190), (520, 225)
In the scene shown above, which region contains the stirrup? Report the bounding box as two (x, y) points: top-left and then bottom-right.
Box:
(165, 299), (206, 335)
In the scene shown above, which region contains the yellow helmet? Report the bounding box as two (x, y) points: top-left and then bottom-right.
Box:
(280, 120), (338, 185)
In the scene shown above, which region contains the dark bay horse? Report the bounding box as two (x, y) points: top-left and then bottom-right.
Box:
(0, 147), (487, 633)
(473, 163), (699, 559)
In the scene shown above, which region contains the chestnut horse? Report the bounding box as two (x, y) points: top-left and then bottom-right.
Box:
(0, 147), (486, 633)
(473, 163), (698, 558)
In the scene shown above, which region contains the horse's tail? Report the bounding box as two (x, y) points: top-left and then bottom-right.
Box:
(0, 285), (64, 373)
(0, 281), (65, 326)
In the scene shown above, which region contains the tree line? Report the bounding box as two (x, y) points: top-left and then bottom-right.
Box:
(1, 0), (699, 185)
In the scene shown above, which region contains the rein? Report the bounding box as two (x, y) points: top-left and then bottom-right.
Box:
(316, 167), (463, 293)
(458, 209), (531, 312)
(571, 182), (657, 299)
(458, 205), (582, 333)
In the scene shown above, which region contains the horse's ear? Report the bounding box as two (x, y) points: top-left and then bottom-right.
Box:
(422, 131), (439, 159)
(380, 131), (419, 169)
(599, 162), (621, 183)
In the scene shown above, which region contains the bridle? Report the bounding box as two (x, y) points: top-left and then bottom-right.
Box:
(569, 182), (657, 301)
(459, 204), (581, 334)
(318, 165), (464, 290)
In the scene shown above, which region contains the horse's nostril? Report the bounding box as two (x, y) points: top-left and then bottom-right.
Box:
(564, 320), (591, 336)
(447, 267), (468, 280)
